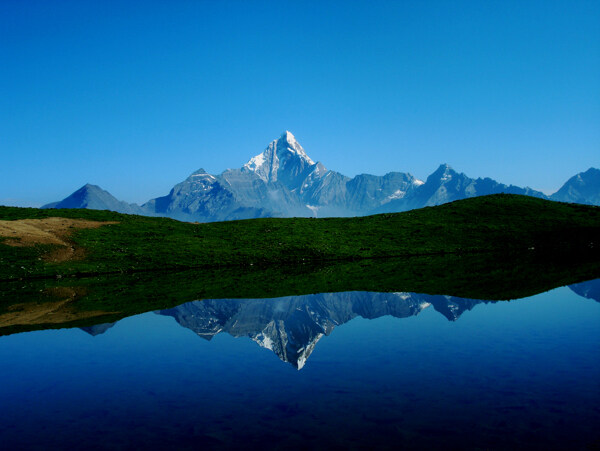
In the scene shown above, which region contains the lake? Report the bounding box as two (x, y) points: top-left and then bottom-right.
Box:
(0, 279), (598, 450)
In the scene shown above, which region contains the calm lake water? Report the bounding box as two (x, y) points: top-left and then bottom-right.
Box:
(0, 280), (598, 450)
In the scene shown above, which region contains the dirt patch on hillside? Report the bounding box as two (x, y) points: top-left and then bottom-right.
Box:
(0, 217), (118, 262)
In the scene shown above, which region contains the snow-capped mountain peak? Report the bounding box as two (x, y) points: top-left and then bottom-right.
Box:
(242, 131), (316, 185)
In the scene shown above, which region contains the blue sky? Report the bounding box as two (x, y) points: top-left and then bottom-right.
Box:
(1, 0), (598, 206)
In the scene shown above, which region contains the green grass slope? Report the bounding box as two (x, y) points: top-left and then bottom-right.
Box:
(0, 194), (599, 281)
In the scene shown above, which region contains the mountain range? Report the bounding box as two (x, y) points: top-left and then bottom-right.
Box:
(43, 131), (600, 221)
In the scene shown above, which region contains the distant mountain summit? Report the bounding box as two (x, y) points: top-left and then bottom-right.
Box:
(42, 183), (144, 215)
(44, 132), (600, 220)
(551, 168), (600, 205)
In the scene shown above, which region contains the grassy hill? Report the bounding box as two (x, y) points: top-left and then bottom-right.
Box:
(0, 194), (599, 281)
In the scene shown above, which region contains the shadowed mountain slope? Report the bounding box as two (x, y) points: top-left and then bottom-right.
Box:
(42, 184), (145, 215)
(551, 168), (600, 205)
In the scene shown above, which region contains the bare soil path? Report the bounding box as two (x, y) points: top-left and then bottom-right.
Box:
(0, 217), (118, 262)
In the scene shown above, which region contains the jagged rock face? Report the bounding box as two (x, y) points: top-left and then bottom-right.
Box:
(218, 169), (271, 208)
(45, 132), (599, 221)
(42, 184), (145, 215)
(156, 291), (486, 369)
(301, 170), (351, 216)
(219, 169), (309, 217)
(551, 168), (600, 205)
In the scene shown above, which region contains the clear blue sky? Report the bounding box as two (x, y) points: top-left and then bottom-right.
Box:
(1, 0), (599, 206)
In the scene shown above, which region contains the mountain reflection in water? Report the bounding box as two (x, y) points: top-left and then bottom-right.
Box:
(80, 279), (600, 370)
